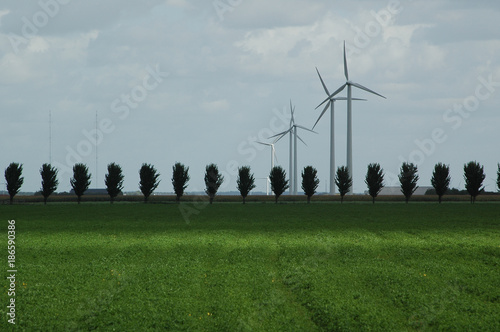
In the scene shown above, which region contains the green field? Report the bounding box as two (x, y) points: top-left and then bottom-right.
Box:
(1, 203), (499, 331)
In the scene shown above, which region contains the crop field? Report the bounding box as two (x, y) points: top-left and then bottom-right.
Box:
(1, 202), (499, 331)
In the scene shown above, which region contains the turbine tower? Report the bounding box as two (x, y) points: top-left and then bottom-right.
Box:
(271, 101), (316, 195)
(318, 41), (386, 194)
(314, 68), (365, 195)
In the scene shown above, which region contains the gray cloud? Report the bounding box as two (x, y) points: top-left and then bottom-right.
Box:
(1, 0), (499, 194)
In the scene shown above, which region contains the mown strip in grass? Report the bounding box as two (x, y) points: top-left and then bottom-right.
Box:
(1, 203), (499, 331)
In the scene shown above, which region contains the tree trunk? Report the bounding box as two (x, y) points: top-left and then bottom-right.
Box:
(438, 195), (442, 204)
(307, 196), (311, 204)
(242, 196), (246, 204)
(372, 196), (375, 204)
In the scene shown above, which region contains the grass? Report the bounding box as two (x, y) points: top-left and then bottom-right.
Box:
(1, 202), (499, 331)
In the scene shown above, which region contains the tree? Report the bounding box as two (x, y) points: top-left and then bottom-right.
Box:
(365, 163), (384, 204)
(237, 166), (256, 204)
(301, 166), (319, 203)
(204, 164), (224, 204)
(5, 163), (24, 205)
(105, 163), (124, 204)
(40, 163), (58, 205)
(431, 163), (451, 203)
(399, 162), (419, 203)
(335, 166), (352, 203)
(172, 163), (190, 202)
(70, 163), (91, 204)
(497, 164), (500, 192)
(464, 161), (485, 204)
(139, 163), (160, 203)
(269, 166), (289, 203)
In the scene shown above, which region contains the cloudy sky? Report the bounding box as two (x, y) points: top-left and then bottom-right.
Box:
(1, 0), (499, 194)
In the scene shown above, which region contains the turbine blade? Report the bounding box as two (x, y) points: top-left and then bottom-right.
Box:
(316, 84), (347, 109)
(312, 102), (330, 130)
(290, 100), (295, 126)
(344, 41), (349, 81)
(256, 141), (271, 147)
(316, 67), (330, 95)
(335, 97), (365, 101)
(351, 82), (386, 99)
(295, 124), (318, 134)
(297, 134), (308, 146)
(269, 128), (292, 140)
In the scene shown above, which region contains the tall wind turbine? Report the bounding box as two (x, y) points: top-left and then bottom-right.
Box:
(318, 41), (386, 194)
(314, 68), (365, 195)
(271, 102), (317, 195)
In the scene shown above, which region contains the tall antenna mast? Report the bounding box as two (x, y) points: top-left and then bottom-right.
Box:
(49, 110), (52, 165)
(95, 110), (98, 189)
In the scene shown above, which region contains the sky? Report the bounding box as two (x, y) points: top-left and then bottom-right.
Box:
(1, 0), (499, 194)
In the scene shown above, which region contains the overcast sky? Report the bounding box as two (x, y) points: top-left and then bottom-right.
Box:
(1, 0), (499, 194)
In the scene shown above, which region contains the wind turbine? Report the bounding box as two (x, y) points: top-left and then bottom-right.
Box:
(271, 101), (317, 195)
(257, 139), (279, 196)
(257, 140), (278, 171)
(318, 41), (386, 194)
(314, 67), (365, 195)
(269, 101), (295, 194)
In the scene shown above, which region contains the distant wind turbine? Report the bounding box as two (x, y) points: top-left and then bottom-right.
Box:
(318, 41), (386, 194)
(314, 67), (365, 195)
(271, 101), (317, 195)
(257, 140), (278, 171)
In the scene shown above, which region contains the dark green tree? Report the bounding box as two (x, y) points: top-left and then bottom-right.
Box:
(172, 163), (190, 202)
(335, 166), (352, 203)
(269, 166), (289, 203)
(5, 163), (24, 205)
(301, 166), (319, 203)
(204, 164), (224, 204)
(139, 163), (160, 203)
(40, 163), (58, 205)
(105, 163), (124, 204)
(365, 163), (384, 204)
(70, 163), (91, 204)
(399, 162), (419, 203)
(464, 161), (485, 204)
(431, 163), (451, 203)
(237, 166), (256, 204)
(497, 164), (500, 192)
